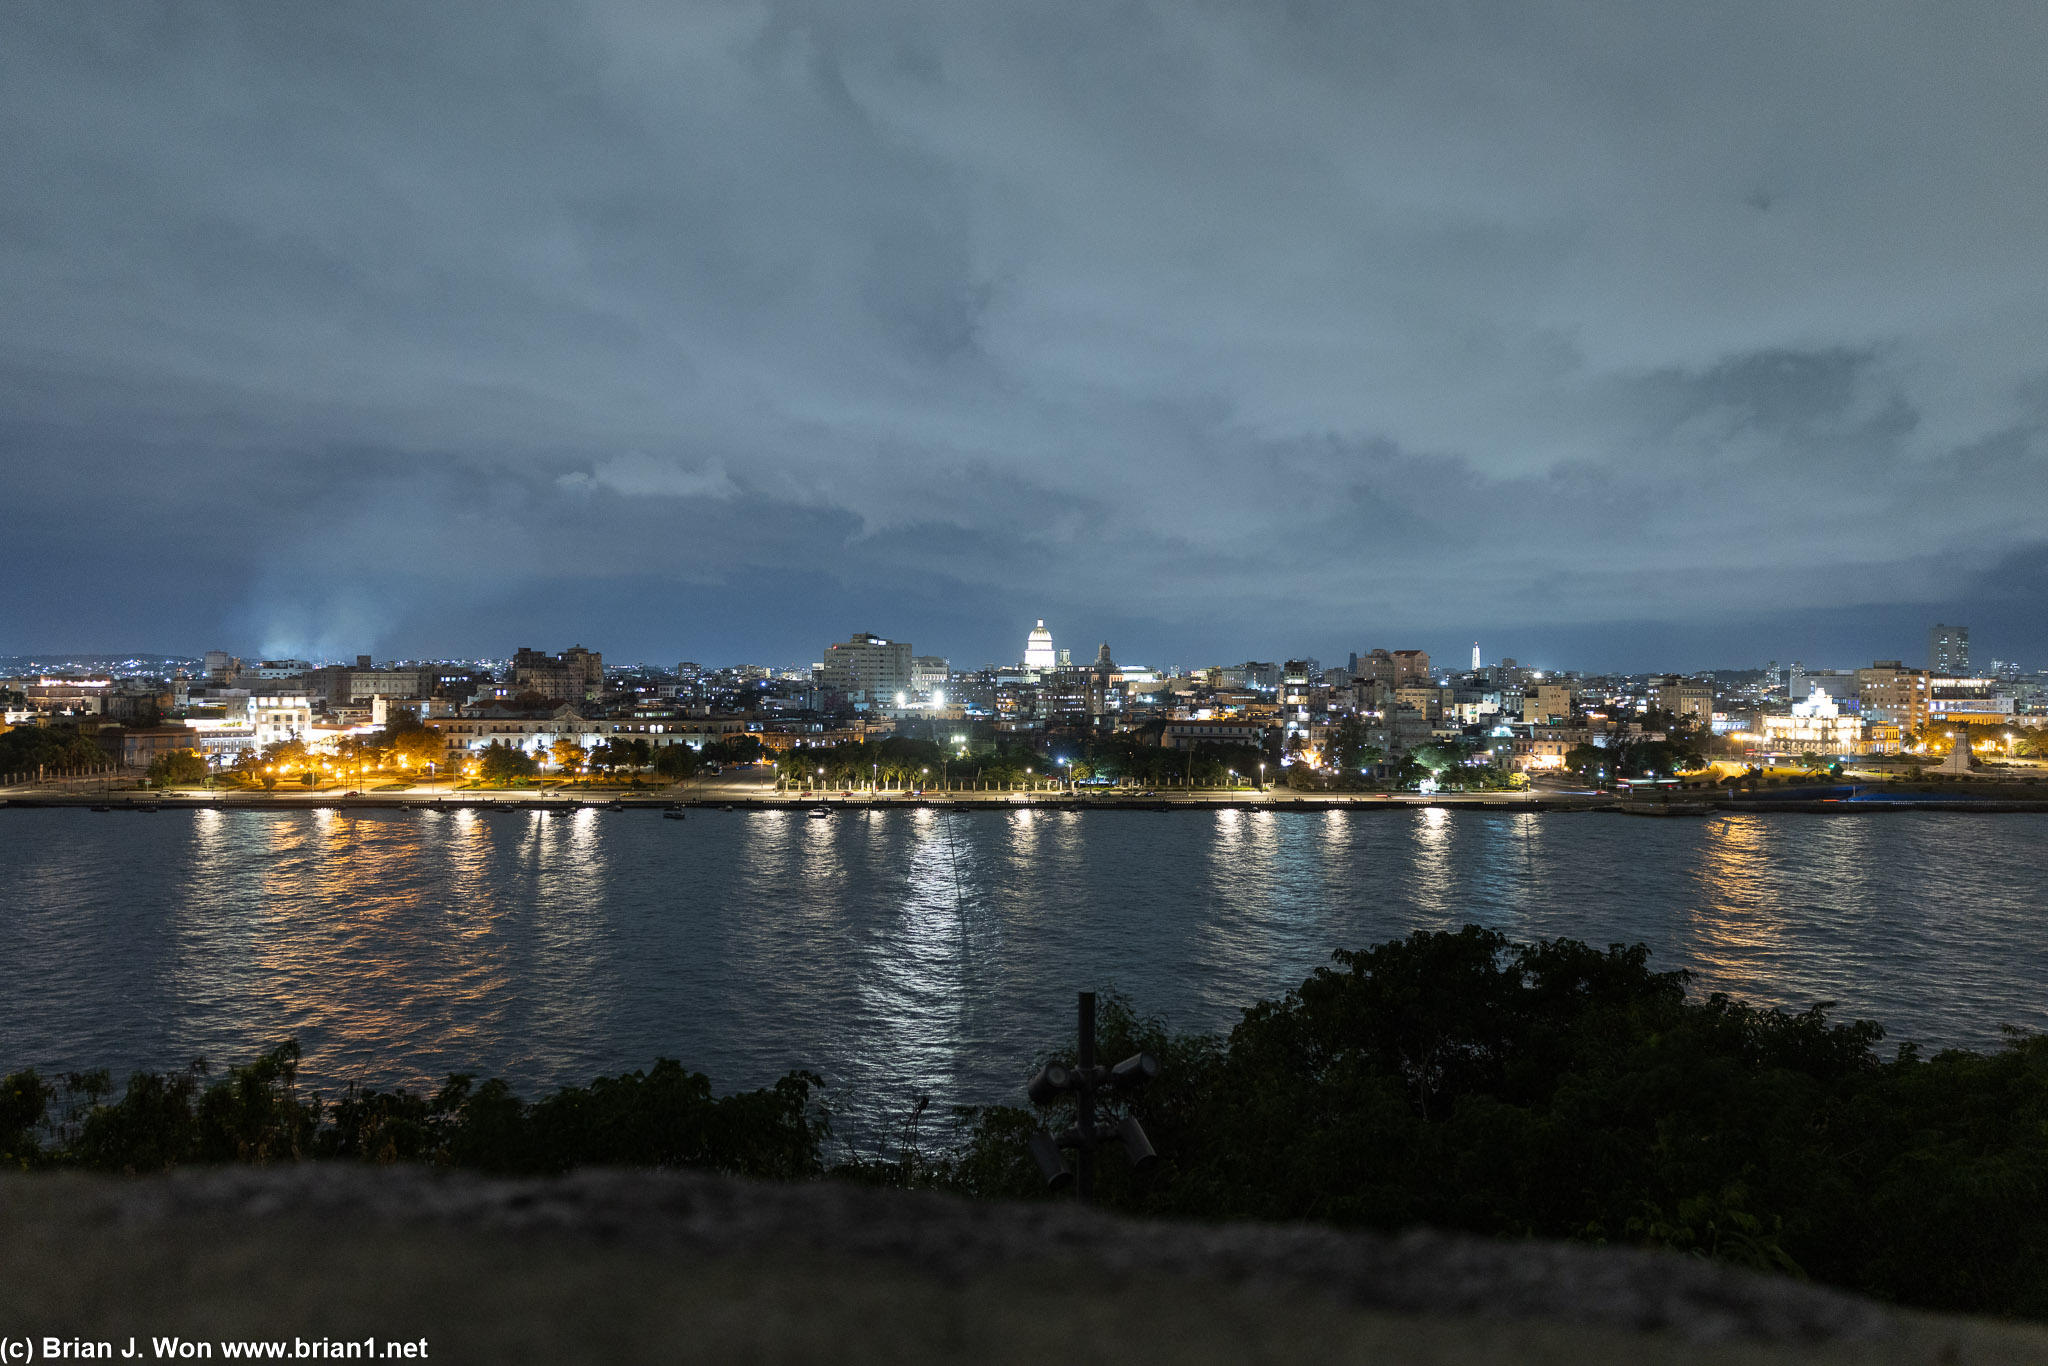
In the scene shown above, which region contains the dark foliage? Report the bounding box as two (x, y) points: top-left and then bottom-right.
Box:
(0, 725), (104, 772)
(927, 928), (2048, 1318)
(8, 1047), (825, 1181)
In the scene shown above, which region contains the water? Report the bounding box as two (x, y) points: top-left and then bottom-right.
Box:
(3, 806), (2045, 1143)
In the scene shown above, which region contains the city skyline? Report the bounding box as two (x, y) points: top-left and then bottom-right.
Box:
(1, 605), (2041, 682)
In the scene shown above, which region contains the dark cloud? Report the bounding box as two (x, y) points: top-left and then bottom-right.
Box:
(2, 0), (2045, 670)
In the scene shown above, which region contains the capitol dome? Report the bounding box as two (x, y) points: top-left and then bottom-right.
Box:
(1024, 619), (1056, 670)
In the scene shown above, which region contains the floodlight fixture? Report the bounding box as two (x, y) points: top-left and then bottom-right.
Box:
(1029, 1130), (1073, 1189)
(1109, 1052), (1159, 1091)
(1118, 1115), (1157, 1172)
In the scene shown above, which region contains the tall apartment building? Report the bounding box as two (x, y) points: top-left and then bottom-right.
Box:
(1856, 662), (1930, 732)
(819, 632), (912, 708)
(1930, 624), (1970, 676)
(511, 645), (603, 702)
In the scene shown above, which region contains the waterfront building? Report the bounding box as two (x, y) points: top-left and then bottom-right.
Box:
(1927, 676), (2016, 726)
(1856, 662), (1931, 732)
(97, 724), (201, 769)
(1762, 688), (1865, 755)
(250, 693), (314, 750)
(1509, 719), (1669, 772)
(818, 632), (912, 709)
(1159, 720), (1268, 750)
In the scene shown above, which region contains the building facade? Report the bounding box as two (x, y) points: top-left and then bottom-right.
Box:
(511, 646), (603, 702)
(1856, 662), (1930, 732)
(1762, 688), (1865, 755)
(818, 633), (912, 709)
(1650, 676), (1715, 729)
(1930, 624), (1970, 676)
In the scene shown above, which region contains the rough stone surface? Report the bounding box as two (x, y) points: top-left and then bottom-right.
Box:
(3, 1167), (2043, 1365)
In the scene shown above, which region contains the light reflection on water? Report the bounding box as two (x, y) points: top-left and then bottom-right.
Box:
(3, 807), (2047, 1142)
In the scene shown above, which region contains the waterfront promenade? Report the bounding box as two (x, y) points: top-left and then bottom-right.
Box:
(6, 773), (2048, 814)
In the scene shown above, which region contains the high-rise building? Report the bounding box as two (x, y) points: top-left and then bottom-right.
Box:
(819, 632), (912, 708)
(1930, 624), (1970, 676)
(1024, 620), (1056, 671)
(1856, 662), (1929, 732)
(1471, 642), (1481, 671)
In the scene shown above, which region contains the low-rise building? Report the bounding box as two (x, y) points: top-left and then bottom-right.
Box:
(251, 693), (313, 750)
(1927, 677), (2015, 726)
(1159, 721), (1267, 751)
(1762, 688), (1865, 755)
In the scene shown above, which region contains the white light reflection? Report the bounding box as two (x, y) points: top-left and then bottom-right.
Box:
(1413, 806), (1455, 921)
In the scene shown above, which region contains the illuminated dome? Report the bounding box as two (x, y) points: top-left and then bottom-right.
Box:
(1024, 619), (1056, 670)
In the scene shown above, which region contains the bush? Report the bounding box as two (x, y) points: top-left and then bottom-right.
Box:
(934, 929), (2048, 1317)
(9, 1047), (826, 1182)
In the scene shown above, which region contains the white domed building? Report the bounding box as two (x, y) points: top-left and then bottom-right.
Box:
(1024, 620), (1056, 671)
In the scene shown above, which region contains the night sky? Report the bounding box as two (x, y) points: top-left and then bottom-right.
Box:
(4, 3), (2045, 672)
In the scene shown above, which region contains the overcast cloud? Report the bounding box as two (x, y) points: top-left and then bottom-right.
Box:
(2, 1), (2044, 670)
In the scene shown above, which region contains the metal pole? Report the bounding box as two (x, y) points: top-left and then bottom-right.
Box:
(1077, 990), (1096, 1201)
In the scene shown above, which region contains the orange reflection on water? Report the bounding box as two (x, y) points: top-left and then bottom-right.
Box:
(197, 808), (603, 1095)
(1682, 815), (1785, 1003)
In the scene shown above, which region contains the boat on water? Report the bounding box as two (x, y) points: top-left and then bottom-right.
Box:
(90, 805), (109, 813)
(807, 806), (830, 819)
